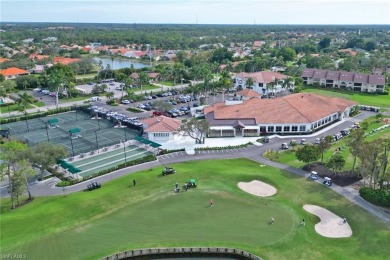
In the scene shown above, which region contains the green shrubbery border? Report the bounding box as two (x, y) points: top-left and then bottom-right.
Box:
(194, 142), (253, 151)
(0, 105), (90, 124)
(359, 187), (390, 207)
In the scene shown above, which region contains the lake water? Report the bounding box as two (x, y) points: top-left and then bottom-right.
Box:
(93, 57), (150, 70)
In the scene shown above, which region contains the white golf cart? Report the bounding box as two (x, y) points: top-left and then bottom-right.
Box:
(309, 171), (318, 180)
(300, 139), (306, 145)
(281, 143), (289, 149)
(323, 177), (332, 186)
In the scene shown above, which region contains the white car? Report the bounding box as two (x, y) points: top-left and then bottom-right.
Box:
(121, 100), (130, 104)
(33, 88), (42, 92)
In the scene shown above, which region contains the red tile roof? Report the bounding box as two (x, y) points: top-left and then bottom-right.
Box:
(205, 93), (356, 125)
(140, 116), (181, 133)
(0, 67), (29, 76)
(237, 89), (260, 98)
(302, 69), (385, 85)
(235, 71), (288, 84)
(0, 58), (10, 63)
(53, 57), (80, 65)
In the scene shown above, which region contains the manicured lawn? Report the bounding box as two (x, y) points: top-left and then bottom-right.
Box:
(1, 159), (390, 259)
(0, 102), (45, 113)
(160, 81), (174, 86)
(76, 73), (97, 79)
(302, 87), (390, 108)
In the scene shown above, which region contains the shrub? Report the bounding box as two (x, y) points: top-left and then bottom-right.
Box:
(359, 187), (390, 207)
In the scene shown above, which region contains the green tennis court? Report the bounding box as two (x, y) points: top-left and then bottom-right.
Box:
(66, 145), (153, 178)
(4, 111), (141, 156)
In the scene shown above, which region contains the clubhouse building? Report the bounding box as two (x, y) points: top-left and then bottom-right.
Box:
(204, 93), (357, 137)
(301, 68), (385, 93)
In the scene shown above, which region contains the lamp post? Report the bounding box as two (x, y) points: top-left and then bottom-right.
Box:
(181, 78), (184, 93)
(122, 140), (127, 163)
(123, 127), (127, 141)
(70, 136), (75, 157)
(45, 122), (50, 141)
(95, 130), (99, 150)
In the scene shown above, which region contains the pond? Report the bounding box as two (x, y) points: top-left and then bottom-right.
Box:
(93, 57), (150, 70)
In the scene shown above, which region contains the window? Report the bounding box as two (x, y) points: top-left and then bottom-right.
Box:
(268, 126), (274, 132)
(291, 126), (298, 132)
(283, 126), (290, 132)
(276, 126), (282, 132)
(299, 125), (306, 132)
(260, 126), (266, 133)
(153, 133), (169, 138)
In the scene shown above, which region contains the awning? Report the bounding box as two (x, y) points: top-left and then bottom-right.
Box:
(69, 128), (81, 134)
(58, 159), (81, 174)
(134, 135), (161, 148)
(48, 118), (59, 124)
(233, 120), (245, 128)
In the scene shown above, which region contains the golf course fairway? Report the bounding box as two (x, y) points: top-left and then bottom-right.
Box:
(1, 159), (390, 260)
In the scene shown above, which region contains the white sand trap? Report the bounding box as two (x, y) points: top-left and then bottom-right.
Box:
(303, 205), (352, 238)
(238, 180), (277, 197)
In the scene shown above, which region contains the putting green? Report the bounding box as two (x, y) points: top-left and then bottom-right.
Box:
(8, 191), (294, 259)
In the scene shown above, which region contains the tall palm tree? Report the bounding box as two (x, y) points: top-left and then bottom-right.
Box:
(22, 80), (30, 90)
(246, 77), (255, 89)
(139, 72), (150, 93)
(17, 92), (35, 132)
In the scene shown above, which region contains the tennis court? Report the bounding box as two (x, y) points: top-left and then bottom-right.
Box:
(4, 111), (141, 156)
(67, 144), (153, 178)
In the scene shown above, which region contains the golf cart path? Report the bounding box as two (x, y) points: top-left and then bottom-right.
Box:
(4, 142), (389, 224)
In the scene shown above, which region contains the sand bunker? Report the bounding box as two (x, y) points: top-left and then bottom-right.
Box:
(238, 180), (277, 197)
(303, 205), (352, 238)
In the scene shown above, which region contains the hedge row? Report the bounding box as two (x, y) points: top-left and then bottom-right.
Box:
(55, 154), (157, 187)
(0, 105), (89, 124)
(359, 187), (390, 207)
(195, 142), (253, 151)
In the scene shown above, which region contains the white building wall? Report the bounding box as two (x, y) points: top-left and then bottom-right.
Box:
(147, 132), (174, 141)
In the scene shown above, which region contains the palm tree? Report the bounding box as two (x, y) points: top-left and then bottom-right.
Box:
(17, 92), (35, 132)
(246, 77), (255, 89)
(139, 72), (150, 93)
(22, 80), (30, 90)
(105, 91), (114, 100)
(219, 69), (232, 102)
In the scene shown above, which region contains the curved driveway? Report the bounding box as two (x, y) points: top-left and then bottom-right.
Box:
(1, 110), (390, 223)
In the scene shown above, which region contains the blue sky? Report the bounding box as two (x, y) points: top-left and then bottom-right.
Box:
(1, 0), (389, 24)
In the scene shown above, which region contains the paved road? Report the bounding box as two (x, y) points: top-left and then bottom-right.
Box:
(2, 111), (389, 223)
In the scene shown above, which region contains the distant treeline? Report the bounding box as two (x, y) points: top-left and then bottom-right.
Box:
(1, 23), (389, 49)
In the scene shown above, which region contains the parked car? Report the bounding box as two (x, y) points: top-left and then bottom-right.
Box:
(121, 100), (130, 104)
(281, 143), (289, 149)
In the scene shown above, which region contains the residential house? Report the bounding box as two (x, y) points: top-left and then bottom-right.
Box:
(140, 116), (181, 141)
(0, 67), (30, 80)
(301, 68), (385, 93)
(234, 71), (288, 95)
(204, 93), (356, 138)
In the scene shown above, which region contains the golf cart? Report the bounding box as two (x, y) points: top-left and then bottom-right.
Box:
(162, 166), (176, 175)
(314, 138), (321, 144)
(87, 181), (101, 191)
(281, 143), (289, 149)
(300, 139), (306, 145)
(186, 178), (197, 188)
(323, 177), (332, 186)
(309, 171), (318, 180)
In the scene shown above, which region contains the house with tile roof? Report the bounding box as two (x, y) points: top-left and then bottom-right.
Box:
(302, 69), (385, 93)
(140, 116), (181, 141)
(0, 67), (30, 80)
(234, 71), (288, 95)
(236, 89), (260, 100)
(204, 93), (356, 137)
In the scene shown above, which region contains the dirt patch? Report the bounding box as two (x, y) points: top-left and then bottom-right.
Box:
(303, 162), (362, 187)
